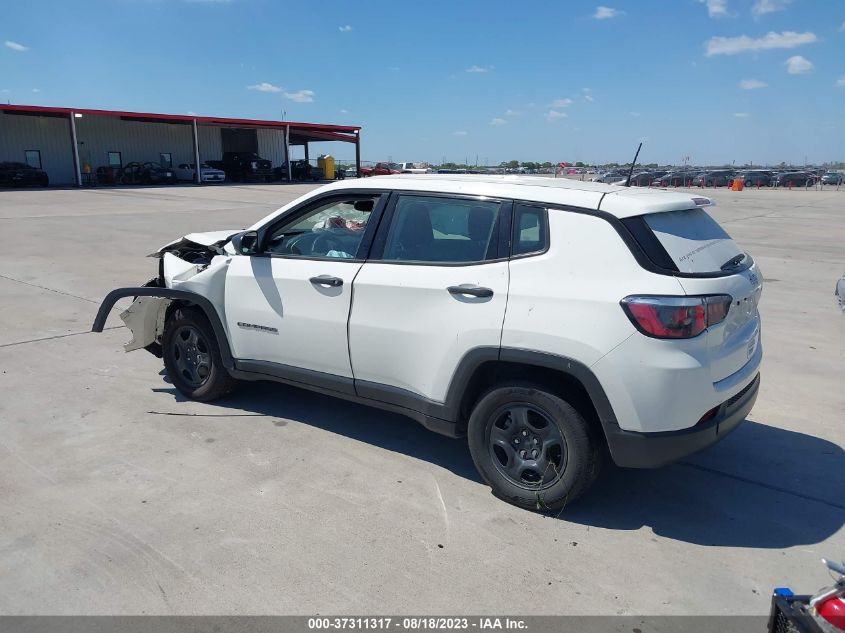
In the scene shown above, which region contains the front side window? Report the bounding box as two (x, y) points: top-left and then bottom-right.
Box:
(160, 153), (172, 168)
(382, 195), (502, 263)
(25, 150), (41, 169)
(108, 152), (122, 168)
(265, 196), (378, 259)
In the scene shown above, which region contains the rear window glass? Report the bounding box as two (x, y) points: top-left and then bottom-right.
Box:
(642, 208), (742, 274)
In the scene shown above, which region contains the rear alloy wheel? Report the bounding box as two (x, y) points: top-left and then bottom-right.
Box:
(162, 307), (238, 401)
(467, 383), (602, 511)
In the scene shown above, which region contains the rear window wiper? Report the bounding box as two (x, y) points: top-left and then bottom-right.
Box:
(720, 253), (746, 270)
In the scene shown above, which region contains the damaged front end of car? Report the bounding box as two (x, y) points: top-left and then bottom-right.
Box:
(92, 230), (242, 362)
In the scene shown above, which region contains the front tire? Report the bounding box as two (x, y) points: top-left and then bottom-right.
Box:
(467, 383), (602, 511)
(162, 307), (238, 401)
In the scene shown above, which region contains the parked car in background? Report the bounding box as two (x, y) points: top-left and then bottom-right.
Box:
(0, 161), (49, 187)
(773, 171), (815, 187)
(396, 162), (431, 174)
(359, 162), (402, 177)
(591, 171), (627, 184)
(175, 163), (226, 183)
(737, 170), (773, 187)
(119, 162), (177, 185)
(207, 152), (273, 182)
(273, 160), (324, 182)
(656, 172), (697, 187)
(93, 175), (763, 510)
(821, 171), (844, 185)
(693, 170), (735, 187)
(628, 172), (659, 187)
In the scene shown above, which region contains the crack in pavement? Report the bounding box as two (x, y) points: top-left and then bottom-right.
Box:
(0, 273), (98, 304)
(0, 325), (123, 349)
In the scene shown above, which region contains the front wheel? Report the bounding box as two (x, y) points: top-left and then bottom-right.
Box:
(162, 307), (238, 401)
(467, 383), (602, 511)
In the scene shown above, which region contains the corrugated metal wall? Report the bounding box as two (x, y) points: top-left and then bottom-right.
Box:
(74, 115), (194, 170)
(257, 128), (286, 165)
(0, 112), (76, 184)
(197, 125), (222, 164)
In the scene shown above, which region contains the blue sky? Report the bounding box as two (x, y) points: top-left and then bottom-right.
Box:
(2, 0), (844, 165)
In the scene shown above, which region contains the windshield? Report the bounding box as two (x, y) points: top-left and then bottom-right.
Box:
(642, 208), (743, 274)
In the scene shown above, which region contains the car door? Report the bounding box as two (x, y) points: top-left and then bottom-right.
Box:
(349, 193), (511, 408)
(224, 192), (386, 391)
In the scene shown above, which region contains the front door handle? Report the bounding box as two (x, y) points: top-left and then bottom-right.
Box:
(310, 275), (343, 288)
(447, 285), (494, 298)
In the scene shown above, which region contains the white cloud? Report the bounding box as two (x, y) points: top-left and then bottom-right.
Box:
(489, 117), (507, 126)
(284, 89), (315, 102)
(338, 25), (353, 32)
(340, 108), (348, 113)
(836, 77), (845, 87)
(840, 22), (845, 32)
(453, 131), (468, 136)
(699, 0), (728, 18)
(705, 30), (817, 56)
(550, 98), (573, 107)
(4, 40), (28, 51)
(504, 109), (522, 116)
(582, 88), (594, 102)
(247, 82), (282, 93)
(629, 112), (641, 117)
(785, 55), (813, 74)
(734, 112), (750, 118)
(593, 6), (623, 19)
(31, 88), (40, 93)
(752, 0), (791, 17)
(465, 65), (492, 73)
(739, 78), (767, 89)
(546, 110), (567, 120)
(187, 110), (197, 115)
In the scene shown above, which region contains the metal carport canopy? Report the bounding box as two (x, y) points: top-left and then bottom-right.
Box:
(0, 104), (361, 185)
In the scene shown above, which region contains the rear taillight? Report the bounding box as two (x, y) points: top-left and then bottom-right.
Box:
(620, 295), (732, 339)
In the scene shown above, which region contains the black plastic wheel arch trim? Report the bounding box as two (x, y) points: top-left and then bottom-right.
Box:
(91, 287), (235, 370)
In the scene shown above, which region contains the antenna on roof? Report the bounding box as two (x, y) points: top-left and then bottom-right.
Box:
(625, 142), (642, 187)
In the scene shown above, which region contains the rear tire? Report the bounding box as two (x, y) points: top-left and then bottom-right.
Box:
(467, 383), (602, 511)
(162, 307), (238, 401)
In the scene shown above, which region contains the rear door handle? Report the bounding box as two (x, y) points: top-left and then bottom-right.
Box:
(447, 285), (493, 298)
(310, 275), (343, 287)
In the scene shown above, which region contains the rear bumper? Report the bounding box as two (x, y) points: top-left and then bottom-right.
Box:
(605, 373), (760, 468)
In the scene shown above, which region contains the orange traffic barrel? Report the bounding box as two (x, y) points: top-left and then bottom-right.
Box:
(731, 178), (744, 191)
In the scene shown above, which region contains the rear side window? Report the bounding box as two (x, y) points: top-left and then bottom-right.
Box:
(381, 195), (502, 263)
(634, 208), (743, 274)
(512, 204), (547, 256)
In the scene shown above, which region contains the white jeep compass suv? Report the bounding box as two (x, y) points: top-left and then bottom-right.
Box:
(93, 175), (762, 510)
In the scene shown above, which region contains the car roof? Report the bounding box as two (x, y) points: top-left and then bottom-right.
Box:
(314, 174), (711, 219)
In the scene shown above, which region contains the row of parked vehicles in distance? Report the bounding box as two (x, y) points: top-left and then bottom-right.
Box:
(593, 168), (845, 188)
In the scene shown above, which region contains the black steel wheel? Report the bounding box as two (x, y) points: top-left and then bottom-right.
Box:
(170, 324), (212, 388)
(162, 307), (238, 401)
(468, 383), (602, 511)
(487, 403), (566, 489)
